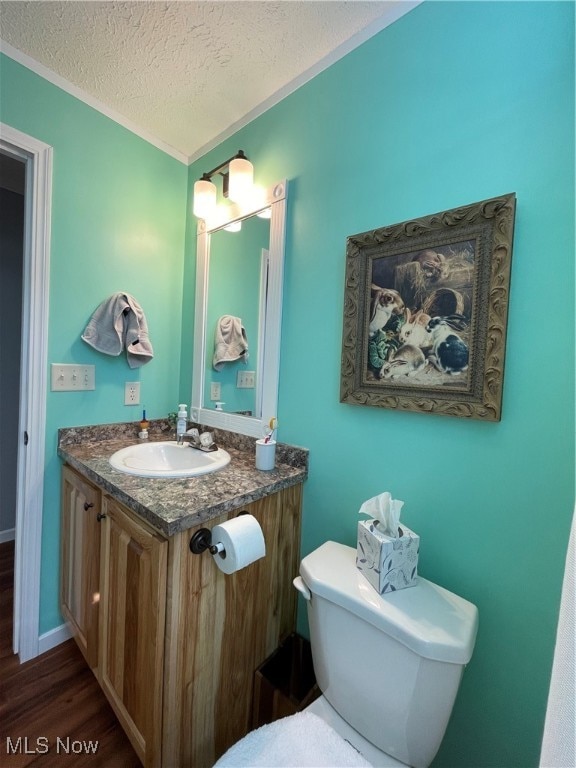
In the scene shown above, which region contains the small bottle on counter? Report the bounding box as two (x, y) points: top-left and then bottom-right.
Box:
(139, 409), (150, 440)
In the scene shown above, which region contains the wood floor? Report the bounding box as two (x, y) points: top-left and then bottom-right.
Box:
(0, 541), (141, 767)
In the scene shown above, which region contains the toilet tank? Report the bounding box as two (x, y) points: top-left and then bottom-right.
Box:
(300, 542), (478, 768)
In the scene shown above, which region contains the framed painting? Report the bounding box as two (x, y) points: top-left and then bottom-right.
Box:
(340, 194), (516, 420)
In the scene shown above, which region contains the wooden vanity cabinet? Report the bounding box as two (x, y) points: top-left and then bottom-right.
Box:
(60, 465), (102, 669)
(61, 468), (166, 766)
(61, 465), (302, 768)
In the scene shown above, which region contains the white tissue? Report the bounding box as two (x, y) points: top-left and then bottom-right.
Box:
(358, 491), (404, 538)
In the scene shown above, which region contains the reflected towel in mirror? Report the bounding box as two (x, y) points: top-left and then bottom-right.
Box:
(213, 314), (248, 370)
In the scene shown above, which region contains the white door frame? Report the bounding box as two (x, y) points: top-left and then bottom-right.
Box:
(1, 123), (52, 663)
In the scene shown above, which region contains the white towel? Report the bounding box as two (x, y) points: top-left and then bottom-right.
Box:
(213, 314), (248, 371)
(82, 292), (154, 368)
(213, 711), (373, 767)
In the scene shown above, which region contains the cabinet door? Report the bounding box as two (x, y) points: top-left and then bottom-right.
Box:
(98, 496), (167, 768)
(60, 465), (102, 669)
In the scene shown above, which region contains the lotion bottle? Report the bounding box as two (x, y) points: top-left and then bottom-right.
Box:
(176, 404), (188, 440)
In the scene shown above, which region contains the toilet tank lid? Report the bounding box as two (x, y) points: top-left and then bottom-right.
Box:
(300, 542), (479, 664)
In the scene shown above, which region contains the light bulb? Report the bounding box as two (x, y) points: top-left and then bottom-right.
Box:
(193, 178), (217, 219)
(228, 157), (254, 203)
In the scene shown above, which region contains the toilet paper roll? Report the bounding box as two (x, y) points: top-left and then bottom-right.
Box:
(211, 515), (266, 575)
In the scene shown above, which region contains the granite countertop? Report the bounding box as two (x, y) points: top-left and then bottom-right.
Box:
(58, 420), (308, 537)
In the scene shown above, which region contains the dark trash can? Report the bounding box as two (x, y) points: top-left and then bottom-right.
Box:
(252, 633), (320, 728)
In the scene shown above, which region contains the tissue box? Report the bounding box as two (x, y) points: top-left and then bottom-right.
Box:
(356, 519), (419, 594)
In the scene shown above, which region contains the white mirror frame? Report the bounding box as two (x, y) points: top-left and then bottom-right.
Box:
(191, 180), (287, 437)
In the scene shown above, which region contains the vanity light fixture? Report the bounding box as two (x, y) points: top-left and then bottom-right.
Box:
(192, 149), (254, 219)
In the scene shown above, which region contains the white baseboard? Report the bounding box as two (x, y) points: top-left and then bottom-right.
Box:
(0, 527), (16, 543)
(38, 623), (73, 655)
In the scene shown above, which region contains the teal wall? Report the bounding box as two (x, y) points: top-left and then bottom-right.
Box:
(185, 3), (574, 767)
(0, 54), (188, 633)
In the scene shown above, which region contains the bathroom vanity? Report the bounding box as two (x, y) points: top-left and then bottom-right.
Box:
(58, 422), (307, 768)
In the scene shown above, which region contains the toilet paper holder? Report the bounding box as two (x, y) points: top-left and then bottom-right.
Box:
(189, 527), (225, 557)
(189, 511), (249, 557)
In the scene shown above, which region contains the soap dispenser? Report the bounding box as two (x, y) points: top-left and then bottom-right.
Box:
(176, 403), (188, 440)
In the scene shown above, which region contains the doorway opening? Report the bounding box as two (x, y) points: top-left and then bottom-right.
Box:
(0, 152), (25, 547)
(0, 124), (52, 662)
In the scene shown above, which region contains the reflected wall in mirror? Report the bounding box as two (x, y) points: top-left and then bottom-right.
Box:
(191, 181), (287, 438)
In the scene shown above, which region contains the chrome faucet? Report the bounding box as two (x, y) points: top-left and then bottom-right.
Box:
(177, 427), (200, 446)
(177, 428), (217, 451)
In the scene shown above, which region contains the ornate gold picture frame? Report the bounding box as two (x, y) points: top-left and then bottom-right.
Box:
(340, 194), (516, 420)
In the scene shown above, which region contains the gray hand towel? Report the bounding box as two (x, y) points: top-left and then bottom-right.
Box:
(82, 292), (154, 368)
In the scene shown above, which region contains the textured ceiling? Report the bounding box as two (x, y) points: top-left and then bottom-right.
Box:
(0, 1), (416, 162)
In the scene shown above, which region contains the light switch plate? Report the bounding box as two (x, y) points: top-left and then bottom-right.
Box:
(237, 370), (256, 389)
(51, 364), (95, 391)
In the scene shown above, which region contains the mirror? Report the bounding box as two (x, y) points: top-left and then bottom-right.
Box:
(202, 215), (269, 417)
(191, 180), (287, 437)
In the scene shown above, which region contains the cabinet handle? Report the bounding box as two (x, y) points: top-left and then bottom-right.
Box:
(97, 513), (106, 522)
(84, 502), (94, 511)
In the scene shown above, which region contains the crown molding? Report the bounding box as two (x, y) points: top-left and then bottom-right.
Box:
(0, 40), (188, 164)
(1, 1), (422, 167)
(187, 1), (423, 164)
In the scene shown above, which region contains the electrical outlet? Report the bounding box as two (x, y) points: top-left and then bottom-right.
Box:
(237, 370), (256, 389)
(210, 382), (221, 401)
(51, 364), (95, 391)
(124, 382), (140, 405)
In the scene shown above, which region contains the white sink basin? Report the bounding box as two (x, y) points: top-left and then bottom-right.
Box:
(109, 441), (231, 478)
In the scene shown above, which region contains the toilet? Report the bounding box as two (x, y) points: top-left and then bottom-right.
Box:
(216, 541), (479, 768)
